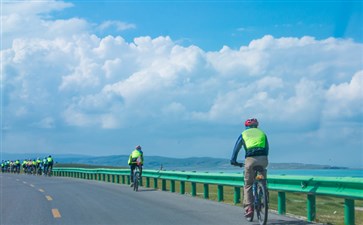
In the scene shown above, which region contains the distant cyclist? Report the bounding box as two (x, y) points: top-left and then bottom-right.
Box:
(230, 118), (269, 218)
(128, 145), (144, 187)
(47, 155), (54, 175)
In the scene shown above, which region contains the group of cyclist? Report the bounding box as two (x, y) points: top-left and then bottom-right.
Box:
(1, 117), (268, 223)
(1, 155), (54, 176)
(128, 118), (269, 221)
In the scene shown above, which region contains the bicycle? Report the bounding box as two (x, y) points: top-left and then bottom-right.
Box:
(132, 165), (141, 192)
(233, 162), (269, 225)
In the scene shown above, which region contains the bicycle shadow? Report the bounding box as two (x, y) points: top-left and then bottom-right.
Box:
(263, 220), (316, 225)
(136, 188), (158, 192)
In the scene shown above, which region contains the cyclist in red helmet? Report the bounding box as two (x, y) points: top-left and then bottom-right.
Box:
(230, 118), (269, 218)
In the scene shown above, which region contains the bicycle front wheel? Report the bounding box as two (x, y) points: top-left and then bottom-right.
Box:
(256, 181), (268, 225)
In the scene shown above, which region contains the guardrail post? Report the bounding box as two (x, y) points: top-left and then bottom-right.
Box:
(217, 185), (224, 202)
(203, 184), (209, 199)
(112, 175), (115, 183)
(307, 194), (316, 222)
(153, 178), (158, 189)
(121, 175), (125, 184)
(127, 175), (130, 185)
(140, 177), (143, 186)
(146, 177), (150, 188)
(344, 199), (355, 225)
(191, 182), (197, 196)
(162, 179), (167, 191)
(170, 180), (175, 192)
(180, 181), (185, 194)
(234, 187), (241, 204)
(278, 192), (286, 214)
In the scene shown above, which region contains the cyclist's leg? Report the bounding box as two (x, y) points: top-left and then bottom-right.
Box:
(44, 165), (48, 175)
(130, 165), (135, 184)
(139, 165), (143, 177)
(244, 157), (255, 212)
(255, 156), (268, 183)
(49, 164), (53, 175)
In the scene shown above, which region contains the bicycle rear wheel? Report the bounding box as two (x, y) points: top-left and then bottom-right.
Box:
(256, 181), (268, 225)
(133, 171), (139, 191)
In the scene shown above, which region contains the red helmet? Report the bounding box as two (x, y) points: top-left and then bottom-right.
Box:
(135, 145), (142, 150)
(245, 118), (259, 127)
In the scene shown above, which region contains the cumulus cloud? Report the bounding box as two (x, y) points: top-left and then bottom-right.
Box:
(324, 71), (363, 120)
(2, 0), (88, 48)
(98, 20), (136, 32)
(3, 30), (363, 132)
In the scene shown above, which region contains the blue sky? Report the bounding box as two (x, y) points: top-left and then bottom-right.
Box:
(1, 0), (363, 168)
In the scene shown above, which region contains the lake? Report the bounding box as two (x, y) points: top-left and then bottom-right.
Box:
(267, 169), (363, 178)
(199, 168), (363, 178)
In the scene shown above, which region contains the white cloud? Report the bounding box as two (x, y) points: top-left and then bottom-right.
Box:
(2, 1), (87, 48)
(4, 32), (363, 132)
(324, 71), (363, 120)
(33, 117), (55, 129)
(98, 20), (136, 31)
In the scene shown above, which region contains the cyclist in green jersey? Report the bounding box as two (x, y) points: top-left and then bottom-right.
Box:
(128, 145), (144, 187)
(230, 118), (269, 218)
(47, 155), (54, 175)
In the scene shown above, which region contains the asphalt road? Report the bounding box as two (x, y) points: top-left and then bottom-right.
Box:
(0, 173), (317, 225)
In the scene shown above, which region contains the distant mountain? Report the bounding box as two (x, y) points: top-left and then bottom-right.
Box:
(2, 153), (349, 170)
(57, 155), (231, 170)
(1, 152), (92, 160)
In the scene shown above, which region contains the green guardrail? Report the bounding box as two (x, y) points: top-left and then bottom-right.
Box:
(53, 168), (363, 225)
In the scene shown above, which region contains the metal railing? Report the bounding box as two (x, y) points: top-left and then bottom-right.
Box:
(53, 167), (363, 225)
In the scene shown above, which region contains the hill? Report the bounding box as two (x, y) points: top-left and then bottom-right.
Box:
(1, 153), (348, 171)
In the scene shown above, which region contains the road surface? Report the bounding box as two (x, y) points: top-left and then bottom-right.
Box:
(0, 173), (318, 225)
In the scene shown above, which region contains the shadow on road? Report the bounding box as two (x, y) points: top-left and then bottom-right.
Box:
(267, 220), (316, 225)
(137, 189), (158, 192)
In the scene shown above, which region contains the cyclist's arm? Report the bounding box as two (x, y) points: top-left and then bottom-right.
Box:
(265, 135), (269, 156)
(231, 134), (243, 164)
